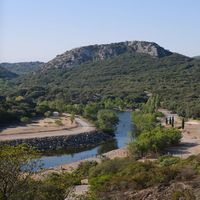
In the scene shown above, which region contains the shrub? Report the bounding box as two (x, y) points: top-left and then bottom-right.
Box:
(20, 116), (30, 123)
(54, 120), (63, 126)
(44, 111), (51, 117)
(158, 156), (181, 166)
(75, 161), (98, 178)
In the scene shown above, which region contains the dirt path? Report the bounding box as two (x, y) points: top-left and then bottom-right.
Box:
(0, 116), (95, 141)
(159, 109), (200, 158)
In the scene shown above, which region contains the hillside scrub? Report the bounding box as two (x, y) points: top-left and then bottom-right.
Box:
(1, 145), (200, 200)
(87, 155), (200, 199)
(8, 51), (200, 119)
(1, 49), (200, 124)
(0, 145), (94, 200)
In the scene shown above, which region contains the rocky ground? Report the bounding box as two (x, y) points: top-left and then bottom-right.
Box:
(101, 181), (200, 200)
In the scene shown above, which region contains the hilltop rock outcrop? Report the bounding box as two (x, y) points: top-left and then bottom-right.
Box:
(43, 41), (173, 70)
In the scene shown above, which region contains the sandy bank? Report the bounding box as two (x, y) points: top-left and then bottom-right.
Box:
(0, 116), (95, 141)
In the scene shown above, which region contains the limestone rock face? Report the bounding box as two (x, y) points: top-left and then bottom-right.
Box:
(43, 41), (173, 70)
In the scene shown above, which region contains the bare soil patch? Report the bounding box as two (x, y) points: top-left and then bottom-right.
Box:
(0, 115), (77, 136)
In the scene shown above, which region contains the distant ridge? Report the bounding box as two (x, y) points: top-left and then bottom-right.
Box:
(43, 41), (173, 70)
(0, 61), (44, 75)
(0, 66), (17, 79)
(193, 56), (200, 60)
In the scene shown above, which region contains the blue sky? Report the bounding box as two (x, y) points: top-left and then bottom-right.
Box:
(1, 0), (200, 62)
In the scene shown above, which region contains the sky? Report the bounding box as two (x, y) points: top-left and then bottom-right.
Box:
(0, 0), (200, 62)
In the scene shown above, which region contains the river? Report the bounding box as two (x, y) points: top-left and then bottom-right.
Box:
(40, 111), (133, 168)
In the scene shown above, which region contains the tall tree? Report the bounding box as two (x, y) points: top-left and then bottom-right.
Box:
(0, 145), (40, 200)
(182, 118), (185, 129)
(70, 112), (75, 124)
(97, 109), (119, 133)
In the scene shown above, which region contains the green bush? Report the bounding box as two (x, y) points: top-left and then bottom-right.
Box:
(20, 116), (30, 123)
(44, 111), (51, 117)
(172, 190), (195, 200)
(158, 156), (181, 166)
(54, 120), (63, 126)
(75, 161), (98, 178)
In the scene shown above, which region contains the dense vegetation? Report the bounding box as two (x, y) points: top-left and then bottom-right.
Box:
(1, 46), (200, 126)
(0, 96), (36, 125)
(7, 52), (200, 118)
(0, 95), (119, 133)
(129, 127), (182, 158)
(129, 96), (182, 158)
(0, 96), (193, 200)
(88, 156), (199, 199)
(0, 145), (40, 200)
(0, 66), (17, 79)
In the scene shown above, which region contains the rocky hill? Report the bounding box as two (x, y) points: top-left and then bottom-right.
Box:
(43, 41), (173, 70)
(7, 40), (200, 118)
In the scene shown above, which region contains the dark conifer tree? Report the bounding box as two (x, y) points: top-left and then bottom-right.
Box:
(169, 117), (172, 125)
(171, 116), (174, 127)
(182, 118), (185, 129)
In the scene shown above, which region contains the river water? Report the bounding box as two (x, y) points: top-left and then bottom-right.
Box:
(40, 111), (133, 168)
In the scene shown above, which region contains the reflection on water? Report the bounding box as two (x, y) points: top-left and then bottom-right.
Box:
(40, 111), (133, 168)
(97, 139), (118, 154)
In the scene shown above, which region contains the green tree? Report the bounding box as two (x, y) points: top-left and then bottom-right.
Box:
(83, 103), (99, 120)
(132, 111), (157, 134)
(97, 109), (119, 133)
(70, 112), (75, 124)
(182, 118), (185, 129)
(171, 116), (174, 127)
(0, 145), (40, 200)
(36, 101), (49, 114)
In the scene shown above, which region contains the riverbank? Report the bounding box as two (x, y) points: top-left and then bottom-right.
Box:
(0, 115), (95, 141)
(35, 147), (129, 179)
(0, 115), (116, 150)
(34, 108), (195, 177)
(32, 108), (200, 176)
